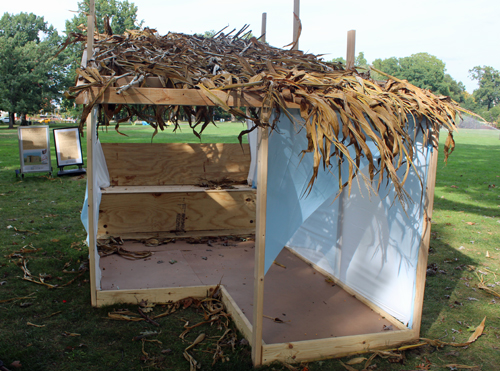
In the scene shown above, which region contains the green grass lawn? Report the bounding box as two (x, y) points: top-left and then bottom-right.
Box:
(0, 123), (499, 371)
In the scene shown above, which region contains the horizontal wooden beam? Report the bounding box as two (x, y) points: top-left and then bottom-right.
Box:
(96, 228), (255, 240)
(95, 285), (216, 307)
(262, 328), (415, 364)
(75, 86), (300, 108)
(101, 185), (255, 194)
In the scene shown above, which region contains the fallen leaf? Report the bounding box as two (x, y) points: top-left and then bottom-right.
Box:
(445, 364), (479, 370)
(346, 357), (367, 365)
(51, 239), (60, 242)
(467, 317), (486, 343)
(339, 360), (358, 371)
(27, 322), (45, 328)
(466, 222), (476, 226)
(62, 331), (81, 337)
(10, 361), (22, 368)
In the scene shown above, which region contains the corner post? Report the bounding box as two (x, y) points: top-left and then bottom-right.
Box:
(86, 0), (97, 307)
(412, 127), (439, 336)
(251, 126), (269, 366)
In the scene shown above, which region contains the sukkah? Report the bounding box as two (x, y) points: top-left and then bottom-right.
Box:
(70, 16), (470, 366)
(62, 23), (462, 203)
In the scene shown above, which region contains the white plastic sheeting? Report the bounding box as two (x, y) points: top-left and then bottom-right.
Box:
(81, 109), (110, 290)
(262, 109), (430, 327)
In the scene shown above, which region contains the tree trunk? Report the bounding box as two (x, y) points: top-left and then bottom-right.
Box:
(21, 113), (28, 126)
(8, 112), (15, 129)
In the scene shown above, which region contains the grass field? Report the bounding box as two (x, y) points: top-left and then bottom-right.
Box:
(0, 122), (499, 371)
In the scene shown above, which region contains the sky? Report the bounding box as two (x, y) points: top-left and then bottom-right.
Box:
(3, 0), (499, 93)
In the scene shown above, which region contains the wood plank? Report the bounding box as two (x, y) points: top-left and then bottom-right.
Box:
(75, 86), (301, 108)
(87, 0), (97, 308)
(252, 127), (269, 366)
(346, 30), (356, 69)
(285, 247), (407, 331)
(292, 0), (300, 50)
(95, 286), (216, 307)
(411, 130), (439, 336)
(97, 191), (256, 236)
(221, 286), (253, 343)
(102, 143), (251, 186)
(96, 229), (255, 240)
(101, 184), (255, 194)
(261, 328), (415, 364)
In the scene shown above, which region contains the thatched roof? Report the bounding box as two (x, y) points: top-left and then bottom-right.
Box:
(64, 25), (463, 205)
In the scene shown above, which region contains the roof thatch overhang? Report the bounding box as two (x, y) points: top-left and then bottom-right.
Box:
(63, 26), (464, 206)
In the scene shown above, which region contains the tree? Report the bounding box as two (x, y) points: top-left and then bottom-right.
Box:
(65, 0), (142, 36)
(0, 12), (66, 128)
(372, 53), (456, 96)
(469, 66), (500, 111)
(61, 0), (143, 119)
(330, 52), (367, 69)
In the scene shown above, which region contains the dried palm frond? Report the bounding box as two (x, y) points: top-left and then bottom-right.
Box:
(62, 25), (467, 206)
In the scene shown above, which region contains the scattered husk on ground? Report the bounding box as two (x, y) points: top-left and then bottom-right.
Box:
(107, 283), (239, 369)
(62, 20), (467, 205)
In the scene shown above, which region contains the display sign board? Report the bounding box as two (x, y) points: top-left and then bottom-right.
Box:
(53, 127), (86, 176)
(17, 125), (51, 174)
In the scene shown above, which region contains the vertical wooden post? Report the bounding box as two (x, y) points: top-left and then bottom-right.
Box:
(261, 13), (267, 43)
(251, 126), (269, 366)
(346, 30), (356, 69)
(412, 128), (439, 336)
(86, 0), (97, 307)
(292, 0), (300, 50)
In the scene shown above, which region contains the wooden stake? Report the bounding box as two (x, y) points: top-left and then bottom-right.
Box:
(292, 0), (300, 50)
(346, 30), (356, 69)
(411, 127), (439, 336)
(251, 126), (269, 366)
(261, 13), (267, 43)
(86, 0), (97, 307)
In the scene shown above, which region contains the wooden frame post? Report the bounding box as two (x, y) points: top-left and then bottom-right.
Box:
(251, 126), (269, 366)
(292, 0), (300, 50)
(346, 30), (356, 69)
(86, 0), (97, 306)
(261, 13), (267, 43)
(411, 127), (439, 336)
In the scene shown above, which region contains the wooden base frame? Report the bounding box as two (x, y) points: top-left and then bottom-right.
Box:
(91, 283), (417, 365)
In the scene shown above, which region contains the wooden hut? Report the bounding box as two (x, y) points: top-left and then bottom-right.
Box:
(70, 5), (462, 366)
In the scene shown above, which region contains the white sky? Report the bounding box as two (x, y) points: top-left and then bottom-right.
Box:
(4, 0), (499, 93)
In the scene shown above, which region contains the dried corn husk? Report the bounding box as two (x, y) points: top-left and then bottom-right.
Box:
(62, 25), (467, 206)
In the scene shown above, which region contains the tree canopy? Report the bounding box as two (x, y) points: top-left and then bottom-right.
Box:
(61, 0), (143, 119)
(469, 66), (500, 111)
(0, 12), (66, 128)
(372, 52), (459, 97)
(65, 0), (142, 36)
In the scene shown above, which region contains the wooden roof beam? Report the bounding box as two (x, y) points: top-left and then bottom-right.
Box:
(75, 87), (301, 108)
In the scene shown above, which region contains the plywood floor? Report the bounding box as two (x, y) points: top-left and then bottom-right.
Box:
(99, 237), (398, 343)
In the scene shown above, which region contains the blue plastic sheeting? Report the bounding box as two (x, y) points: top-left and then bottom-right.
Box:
(262, 109), (430, 326)
(283, 115), (430, 327)
(264, 109), (378, 273)
(80, 109), (110, 290)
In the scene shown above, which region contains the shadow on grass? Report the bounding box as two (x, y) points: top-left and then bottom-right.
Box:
(419, 222), (479, 336)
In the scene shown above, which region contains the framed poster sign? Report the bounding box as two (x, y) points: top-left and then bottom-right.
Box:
(53, 127), (86, 176)
(17, 125), (52, 175)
